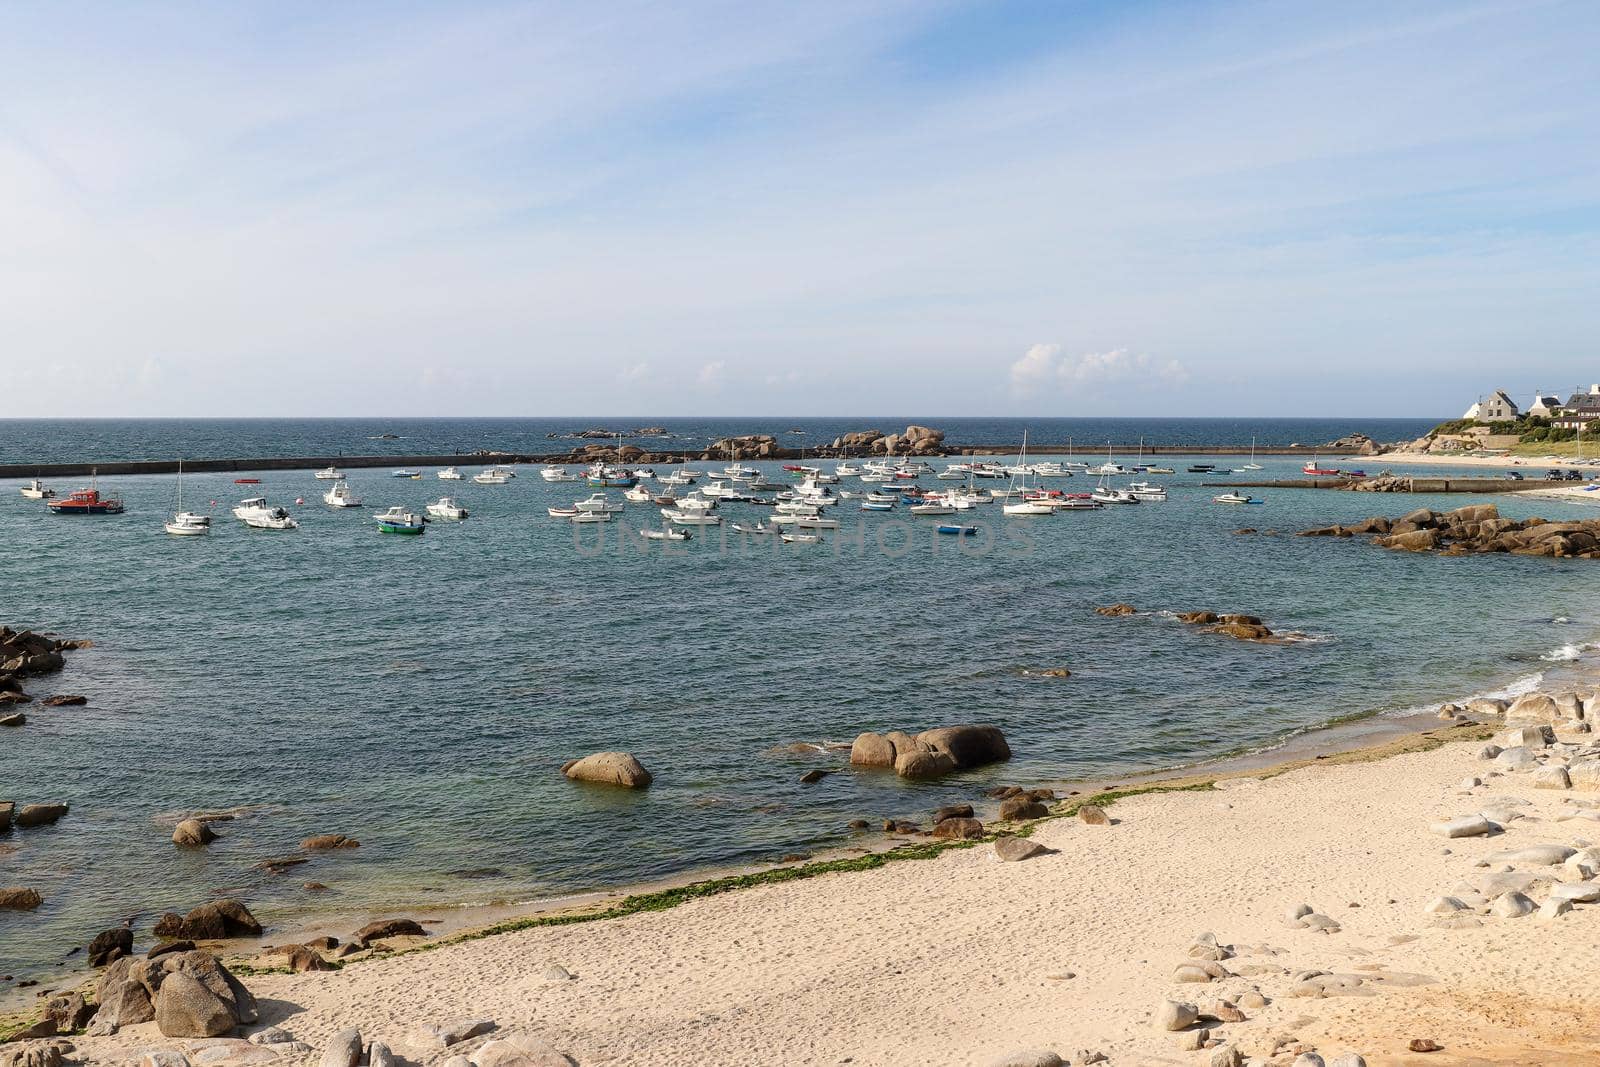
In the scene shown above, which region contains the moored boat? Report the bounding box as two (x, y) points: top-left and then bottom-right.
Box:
(19, 479), (54, 499)
(438, 467), (464, 480)
(314, 467), (344, 480)
(47, 476), (125, 515)
(426, 497), (468, 520)
(1212, 491), (1260, 505)
(322, 480), (362, 508)
(375, 507), (427, 534)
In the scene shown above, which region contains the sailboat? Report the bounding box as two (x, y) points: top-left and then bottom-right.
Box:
(1240, 436), (1264, 471)
(1002, 431), (1052, 515)
(165, 460), (210, 535)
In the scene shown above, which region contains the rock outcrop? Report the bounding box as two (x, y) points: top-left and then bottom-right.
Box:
(93, 950), (256, 1037)
(849, 725), (1011, 780)
(1303, 505), (1600, 559)
(152, 899), (263, 941)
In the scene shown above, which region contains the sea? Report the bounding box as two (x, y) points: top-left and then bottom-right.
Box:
(3, 416), (1598, 982)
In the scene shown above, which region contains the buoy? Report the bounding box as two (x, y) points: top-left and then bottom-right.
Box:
(295, 497), (304, 505)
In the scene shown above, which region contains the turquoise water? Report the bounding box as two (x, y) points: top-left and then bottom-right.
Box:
(2, 428), (1597, 980)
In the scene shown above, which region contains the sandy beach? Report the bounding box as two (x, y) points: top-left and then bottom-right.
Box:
(30, 705), (1600, 1067)
(1365, 451), (1600, 473)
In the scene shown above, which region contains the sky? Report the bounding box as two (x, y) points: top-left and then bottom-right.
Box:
(0, 0), (1596, 418)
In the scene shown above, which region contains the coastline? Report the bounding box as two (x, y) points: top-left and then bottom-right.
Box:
(36, 697), (1600, 1065)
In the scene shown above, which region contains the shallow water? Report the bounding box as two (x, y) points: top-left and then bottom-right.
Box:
(2, 422), (1597, 979)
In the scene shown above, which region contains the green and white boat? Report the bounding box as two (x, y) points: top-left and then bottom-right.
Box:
(373, 506), (427, 535)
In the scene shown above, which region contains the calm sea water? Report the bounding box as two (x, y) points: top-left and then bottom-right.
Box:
(0, 416), (1439, 464)
(2, 417), (1596, 980)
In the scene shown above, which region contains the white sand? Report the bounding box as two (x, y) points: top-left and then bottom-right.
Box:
(1371, 450), (1599, 472)
(59, 726), (1600, 1066)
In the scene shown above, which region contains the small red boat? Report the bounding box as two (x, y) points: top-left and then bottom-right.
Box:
(235, 478), (261, 484)
(47, 485), (124, 515)
(1302, 464), (1341, 476)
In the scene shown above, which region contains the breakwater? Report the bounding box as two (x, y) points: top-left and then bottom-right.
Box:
(0, 444), (1362, 479)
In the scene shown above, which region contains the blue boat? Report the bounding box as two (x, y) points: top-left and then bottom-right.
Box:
(937, 524), (978, 536)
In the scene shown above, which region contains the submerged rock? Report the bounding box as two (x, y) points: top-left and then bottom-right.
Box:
(561, 752), (653, 788)
(0, 887), (42, 911)
(171, 820), (218, 848)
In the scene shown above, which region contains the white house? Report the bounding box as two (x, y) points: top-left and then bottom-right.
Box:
(1463, 390), (1520, 422)
(1527, 392), (1563, 418)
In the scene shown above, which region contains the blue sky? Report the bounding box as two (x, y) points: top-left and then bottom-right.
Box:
(0, 0), (1595, 417)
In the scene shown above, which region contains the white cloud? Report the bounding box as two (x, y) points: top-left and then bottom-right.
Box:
(697, 360), (727, 388)
(1010, 345), (1189, 397)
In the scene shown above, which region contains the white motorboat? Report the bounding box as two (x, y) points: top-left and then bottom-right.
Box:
(658, 471), (693, 487)
(473, 469), (511, 485)
(832, 464), (862, 477)
(323, 480), (362, 508)
(569, 511), (612, 523)
(624, 485), (653, 503)
(1213, 492), (1258, 505)
(19, 479), (54, 499)
(640, 528), (690, 541)
(910, 502), (956, 516)
(438, 467), (464, 480)
(1031, 462), (1072, 478)
(719, 463), (762, 480)
(1128, 481), (1168, 501)
(233, 497), (298, 530)
(1003, 500), (1054, 515)
(781, 532), (821, 544)
(664, 509), (722, 526)
(700, 481), (741, 499)
(540, 467), (578, 482)
(794, 516), (839, 529)
(1091, 486), (1138, 504)
(426, 497), (468, 520)
(574, 493), (623, 513)
(392, 469), (421, 479)
(673, 494), (717, 512)
(314, 467), (345, 480)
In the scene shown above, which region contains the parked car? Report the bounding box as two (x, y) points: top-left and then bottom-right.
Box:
(1546, 469), (1566, 480)
(1504, 470), (1524, 480)
(1562, 469), (1584, 481)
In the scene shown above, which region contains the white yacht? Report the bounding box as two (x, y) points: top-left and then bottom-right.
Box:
(438, 467), (464, 480)
(832, 464), (863, 477)
(426, 497), (468, 520)
(623, 485), (653, 503)
(323, 480), (362, 508)
(658, 471), (693, 487)
(473, 469), (511, 485)
(314, 467), (344, 480)
(19, 479), (54, 499)
(1128, 481), (1168, 501)
(164, 461), (209, 535)
(233, 497), (298, 530)
(540, 466), (578, 482)
(569, 510), (612, 523)
(1002, 431), (1053, 515)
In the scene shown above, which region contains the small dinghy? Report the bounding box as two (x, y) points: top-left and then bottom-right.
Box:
(548, 506), (579, 517)
(781, 532), (822, 544)
(640, 528), (691, 541)
(937, 524), (979, 536)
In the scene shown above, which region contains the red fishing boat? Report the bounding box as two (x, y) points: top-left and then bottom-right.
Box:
(1301, 453), (1341, 476)
(46, 475), (124, 515)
